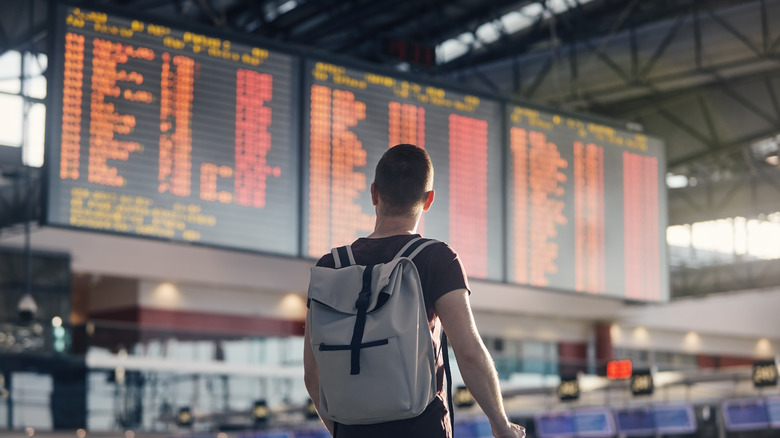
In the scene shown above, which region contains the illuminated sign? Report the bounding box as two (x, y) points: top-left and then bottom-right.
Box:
(506, 104), (668, 301)
(631, 369), (654, 396)
(305, 399), (319, 419)
(558, 375), (580, 401)
(48, 6), (300, 255)
(176, 406), (193, 427)
(303, 60), (503, 279)
(454, 385), (476, 408)
(606, 359), (632, 380)
(752, 359), (778, 388)
(253, 399), (269, 424)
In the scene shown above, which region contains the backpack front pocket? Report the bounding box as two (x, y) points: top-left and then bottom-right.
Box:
(315, 335), (413, 423)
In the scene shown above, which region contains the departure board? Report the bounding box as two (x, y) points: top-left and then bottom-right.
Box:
(47, 7), (299, 255)
(303, 60), (503, 280)
(507, 104), (669, 301)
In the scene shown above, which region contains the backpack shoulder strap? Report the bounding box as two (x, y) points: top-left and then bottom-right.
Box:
(394, 237), (439, 260)
(331, 245), (356, 268)
(442, 332), (455, 436)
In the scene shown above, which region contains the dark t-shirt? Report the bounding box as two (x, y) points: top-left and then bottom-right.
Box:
(315, 234), (470, 438)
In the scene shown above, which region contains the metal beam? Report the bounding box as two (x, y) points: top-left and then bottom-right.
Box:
(414, 0), (535, 48)
(593, 63), (780, 118)
(638, 13), (686, 80)
(698, 96), (719, 146)
(441, 0), (699, 74)
(331, 0), (449, 55)
(290, 0), (396, 43)
(669, 186), (704, 214)
(658, 108), (713, 147)
(707, 8), (764, 57)
(761, 0), (769, 53)
(0, 21), (47, 56)
(764, 76), (780, 120)
(694, 6), (702, 69)
(669, 126), (780, 169)
(574, 0), (640, 81)
(582, 38), (633, 85)
(714, 73), (780, 126)
(471, 67), (500, 93)
(522, 51), (554, 98)
(712, 178), (747, 215)
(671, 259), (780, 296)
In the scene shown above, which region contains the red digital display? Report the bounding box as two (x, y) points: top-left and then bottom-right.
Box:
(304, 62), (503, 279)
(48, 7), (300, 255)
(507, 105), (668, 301)
(607, 359), (633, 380)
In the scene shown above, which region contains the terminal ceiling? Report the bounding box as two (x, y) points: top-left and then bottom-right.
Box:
(2, 0), (780, 296)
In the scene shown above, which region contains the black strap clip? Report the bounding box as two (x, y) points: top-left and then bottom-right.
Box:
(350, 264), (375, 375)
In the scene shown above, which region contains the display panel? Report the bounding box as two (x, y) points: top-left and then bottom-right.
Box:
(454, 419), (492, 438)
(506, 104), (669, 301)
(767, 396), (780, 428)
(652, 404), (696, 434)
(723, 398), (769, 432)
(615, 407), (655, 436)
(572, 407), (616, 437)
(534, 411), (576, 438)
(47, 6), (299, 255)
(303, 60), (503, 279)
(616, 404), (696, 435)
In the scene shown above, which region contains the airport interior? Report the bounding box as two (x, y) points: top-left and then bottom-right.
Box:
(1, 0), (780, 437)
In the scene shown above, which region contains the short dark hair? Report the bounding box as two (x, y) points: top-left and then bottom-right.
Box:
(373, 144), (433, 216)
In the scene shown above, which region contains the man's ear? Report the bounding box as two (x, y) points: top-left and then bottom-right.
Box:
(370, 182), (379, 206)
(422, 190), (435, 211)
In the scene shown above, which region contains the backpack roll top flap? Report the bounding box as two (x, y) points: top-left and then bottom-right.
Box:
(309, 263), (395, 314)
(309, 264), (373, 314)
(307, 256), (436, 425)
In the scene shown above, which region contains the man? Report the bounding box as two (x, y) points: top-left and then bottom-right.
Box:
(304, 144), (525, 438)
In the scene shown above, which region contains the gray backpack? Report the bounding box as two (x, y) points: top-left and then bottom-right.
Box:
(307, 237), (452, 425)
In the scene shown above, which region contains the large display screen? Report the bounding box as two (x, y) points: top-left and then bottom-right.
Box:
(506, 104), (669, 300)
(46, 7), (671, 301)
(302, 60), (503, 280)
(47, 6), (299, 255)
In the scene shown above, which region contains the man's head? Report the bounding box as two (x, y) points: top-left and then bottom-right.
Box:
(372, 144), (434, 217)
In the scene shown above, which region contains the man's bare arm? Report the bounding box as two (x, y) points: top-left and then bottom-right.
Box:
(436, 289), (526, 438)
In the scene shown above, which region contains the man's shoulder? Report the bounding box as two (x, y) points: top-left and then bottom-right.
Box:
(315, 253), (336, 268)
(417, 238), (458, 259)
(314, 235), (456, 267)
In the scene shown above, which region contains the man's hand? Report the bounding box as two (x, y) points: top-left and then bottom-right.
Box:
(493, 423), (526, 438)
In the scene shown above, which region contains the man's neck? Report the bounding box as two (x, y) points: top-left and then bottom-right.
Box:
(367, 213), (420, 238)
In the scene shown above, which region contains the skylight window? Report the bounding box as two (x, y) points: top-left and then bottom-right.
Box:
(667, 214), (780, 262)
(436, 0), (594, 64)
